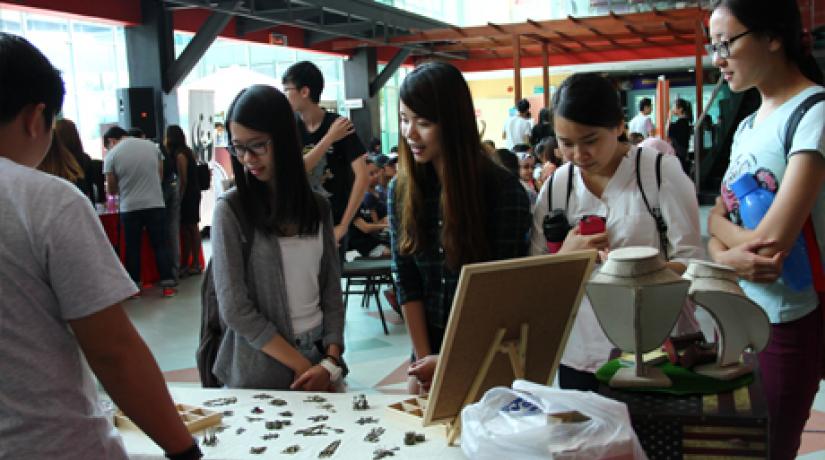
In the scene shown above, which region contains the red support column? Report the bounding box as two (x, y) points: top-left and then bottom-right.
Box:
(513, 34), (522, 104)
(542, 41), (550, 109)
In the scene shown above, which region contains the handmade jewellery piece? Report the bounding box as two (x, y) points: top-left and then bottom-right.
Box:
(202, 429), (218, 447)
(682, 260), (770, 380)
(318, 440), (341, 458)
(404, 431), (426, 445)
(356, 416), (379, 425)
(373, 446), (400, 459)
(364, 427), (385, 442)
(587, 246), (691, 388)
(352, 394), (369, 410)
(203, 397), (237, 407)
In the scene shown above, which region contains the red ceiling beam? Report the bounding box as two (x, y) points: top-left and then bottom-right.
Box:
(0, 0), (141, 25)
(376, 7), (703, 46)
(450, 42), (698, 73)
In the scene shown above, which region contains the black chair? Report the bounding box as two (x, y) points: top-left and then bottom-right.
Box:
(341, 257), (394, 335)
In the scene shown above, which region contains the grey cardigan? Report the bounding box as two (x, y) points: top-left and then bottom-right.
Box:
(211, 190), (345, 388)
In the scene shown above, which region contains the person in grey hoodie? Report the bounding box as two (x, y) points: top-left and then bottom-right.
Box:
(211, 84), (345, 390)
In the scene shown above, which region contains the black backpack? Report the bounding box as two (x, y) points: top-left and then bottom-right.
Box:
(197, 191), (254, 388)
(197, 162), (211, 191)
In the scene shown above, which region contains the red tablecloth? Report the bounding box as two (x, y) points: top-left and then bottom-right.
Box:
(99, 211), (204, 285)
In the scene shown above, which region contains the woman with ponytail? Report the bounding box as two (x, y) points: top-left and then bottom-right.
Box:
(707, 1), (825, 457)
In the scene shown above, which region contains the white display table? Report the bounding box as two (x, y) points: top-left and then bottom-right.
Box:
(120, 386), (465, 460)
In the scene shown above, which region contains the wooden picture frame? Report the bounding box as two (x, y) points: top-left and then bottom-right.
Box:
(422, 250), (597, 431)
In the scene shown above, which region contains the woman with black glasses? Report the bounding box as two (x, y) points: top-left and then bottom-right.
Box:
(210, 85), (345, 391)
(707, 1), (825, 458)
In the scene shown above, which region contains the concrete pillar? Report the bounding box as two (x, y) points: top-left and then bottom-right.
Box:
(123, 0), (179, 141)
(343, 47), (380, 148)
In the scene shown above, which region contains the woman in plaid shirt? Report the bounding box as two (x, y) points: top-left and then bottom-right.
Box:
(388, 61), (532, 393)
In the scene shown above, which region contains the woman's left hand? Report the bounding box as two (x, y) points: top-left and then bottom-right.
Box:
(717, 239), (785, 283)
(291, 365), (332, 391)
(408, 355), (439, 392)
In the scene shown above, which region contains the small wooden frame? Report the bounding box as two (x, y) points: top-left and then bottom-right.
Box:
(385, 395), (429, 425)
(422, 251), (597, 442)
(114, 403), (222, 434)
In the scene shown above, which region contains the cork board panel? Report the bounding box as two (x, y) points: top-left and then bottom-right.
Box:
(423, 250), (596, 426)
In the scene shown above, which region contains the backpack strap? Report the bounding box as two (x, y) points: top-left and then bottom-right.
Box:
(783, 93), (825, 159)
(547, 163), (573, 214)
(635, 147), (669, 259)
(546, 167), (555, 214)
(547, 162), (574, 214)
(783, 92), (825, 293)
(223, 190), (254, 261)
(541, 163), (574, 245)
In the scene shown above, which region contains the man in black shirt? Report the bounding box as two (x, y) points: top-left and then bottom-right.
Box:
(283, 61), (369, 262)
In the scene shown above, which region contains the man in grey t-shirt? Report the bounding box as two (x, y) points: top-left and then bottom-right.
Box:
(0, 33), (199, 460)
(103, 127), (176, 295)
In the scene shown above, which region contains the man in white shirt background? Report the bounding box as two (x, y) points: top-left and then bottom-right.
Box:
(503, 98), (533, 150)
(628, 97), (655, 138)
(103, 127), (177, 297)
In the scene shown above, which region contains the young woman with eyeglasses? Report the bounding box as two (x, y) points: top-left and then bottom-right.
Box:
(706, 1), (825, 457)
(210, 85), (346, 391)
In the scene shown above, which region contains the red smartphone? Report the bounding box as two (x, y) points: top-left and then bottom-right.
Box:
(579, 215), (606, 235)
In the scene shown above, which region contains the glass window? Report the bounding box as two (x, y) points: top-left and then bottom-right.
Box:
(377, 65), (408, 154)
(0, 9), (22, 32)
(0, 8), (128, 158)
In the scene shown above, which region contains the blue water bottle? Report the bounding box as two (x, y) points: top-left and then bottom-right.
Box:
(730, 173), (812, 291)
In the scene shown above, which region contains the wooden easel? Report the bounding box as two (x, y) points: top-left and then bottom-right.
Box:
(445, 323), (529, 445)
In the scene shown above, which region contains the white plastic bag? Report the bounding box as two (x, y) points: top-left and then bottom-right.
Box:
(460, 380), (647, 460)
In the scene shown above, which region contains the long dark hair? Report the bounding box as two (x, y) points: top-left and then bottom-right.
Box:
(553, 73), (624, 129)
(396, 61), (491, 269)
(674, 98), (693, 121)
(713, 0), (824, 85)
(164, 124), (194, 162)
(226, 84), (320, 236)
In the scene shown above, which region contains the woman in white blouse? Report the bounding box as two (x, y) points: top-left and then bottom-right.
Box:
(530, 73), (705, 391)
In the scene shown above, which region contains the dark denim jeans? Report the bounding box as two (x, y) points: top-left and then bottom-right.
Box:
(121, 207), (175, 287)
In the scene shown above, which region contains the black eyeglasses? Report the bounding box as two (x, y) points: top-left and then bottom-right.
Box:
(228, 139), (272, 158)
(707, 30), (751, 59)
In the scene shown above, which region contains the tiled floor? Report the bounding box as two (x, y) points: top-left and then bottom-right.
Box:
(126, 208), (825, 458)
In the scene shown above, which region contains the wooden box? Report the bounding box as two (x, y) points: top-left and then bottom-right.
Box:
(114, 403), (222, 434)
(599, 359), (769, 459)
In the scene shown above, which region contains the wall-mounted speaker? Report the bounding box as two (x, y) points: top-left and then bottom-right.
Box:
(117, 87), (157, 140)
